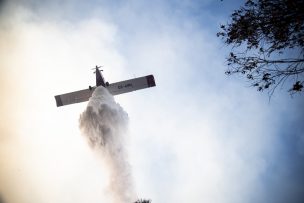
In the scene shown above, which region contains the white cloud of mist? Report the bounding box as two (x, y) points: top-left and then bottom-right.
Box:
(1, 0), (304, 203)
(79, 86), (136, 203)
(0, 2), (125, 203)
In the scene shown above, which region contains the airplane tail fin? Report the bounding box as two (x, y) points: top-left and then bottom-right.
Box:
(96, 66), (106, 87)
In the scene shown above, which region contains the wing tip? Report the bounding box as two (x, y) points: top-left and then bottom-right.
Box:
(55, 95), (63, 107)
(146, 75), (156, 87)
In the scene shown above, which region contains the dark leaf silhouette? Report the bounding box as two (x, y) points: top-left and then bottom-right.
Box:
(134, 199), (152, 203)
(218, 0), (304, 96)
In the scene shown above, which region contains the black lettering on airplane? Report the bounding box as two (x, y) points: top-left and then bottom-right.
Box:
(118, 83), (133, 89)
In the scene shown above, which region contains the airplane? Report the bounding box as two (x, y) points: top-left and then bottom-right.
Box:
(54, 66), (156, 107)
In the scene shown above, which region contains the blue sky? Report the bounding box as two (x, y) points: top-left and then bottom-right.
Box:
(0, 0), (304, 203)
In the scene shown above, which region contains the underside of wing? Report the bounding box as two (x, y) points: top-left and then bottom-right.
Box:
(55, 88), (95, 107)
(106, 75), (156, 96)
(55, 75), (156, 107)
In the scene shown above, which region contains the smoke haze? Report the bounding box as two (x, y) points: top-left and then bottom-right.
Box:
(79, 86), (136, 203)
(1, 0), (304, 203)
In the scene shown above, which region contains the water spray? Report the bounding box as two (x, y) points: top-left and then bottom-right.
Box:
(79, 86), (136, 203)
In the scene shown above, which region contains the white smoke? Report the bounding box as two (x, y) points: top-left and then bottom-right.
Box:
(79, 86), (136, 203)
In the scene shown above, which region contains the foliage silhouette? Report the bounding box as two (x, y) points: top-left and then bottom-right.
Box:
(134, 199), (151, 203)
(218, 0), (304, 96)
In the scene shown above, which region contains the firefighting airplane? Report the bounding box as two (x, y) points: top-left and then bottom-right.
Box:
(54, 66), (156, 107)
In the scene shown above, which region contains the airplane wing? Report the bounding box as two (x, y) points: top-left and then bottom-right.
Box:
(107, 75), (156, 96)
(55, 88), (95, 107)
(55, 75), (155, 107)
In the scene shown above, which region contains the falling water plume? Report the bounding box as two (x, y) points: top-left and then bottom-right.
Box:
(79, 86), (136, 203)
